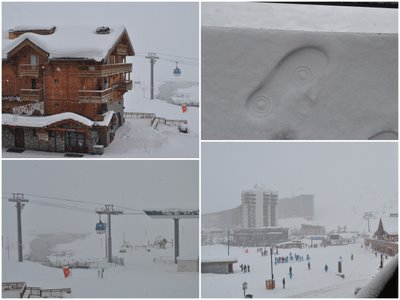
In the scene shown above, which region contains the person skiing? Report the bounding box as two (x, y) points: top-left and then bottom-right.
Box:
(282, 277), (286, 289)
(101, 268), (104, 279)
(240, 264), (244, 272)
(244, 265), (247, 273)
(289, 266), (293, 279)
(307, 261), (311, 270)
(324, 264), (328, 272)
(351, 254), (354, 260)
(97, 269), (101, 278)
(247, 265), (250, 272)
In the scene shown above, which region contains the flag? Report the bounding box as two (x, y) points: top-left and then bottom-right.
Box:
(63, 267), (70, 278)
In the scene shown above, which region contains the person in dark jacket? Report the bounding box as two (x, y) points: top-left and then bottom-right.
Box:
(282, 277), (286, 289)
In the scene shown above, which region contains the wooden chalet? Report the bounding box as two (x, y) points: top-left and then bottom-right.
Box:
(2, 25), (134, 153)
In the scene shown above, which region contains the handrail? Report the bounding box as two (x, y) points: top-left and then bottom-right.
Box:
(356, 254), (398, 298)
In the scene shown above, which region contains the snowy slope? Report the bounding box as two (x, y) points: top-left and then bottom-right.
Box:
(202, 243), (395, 298)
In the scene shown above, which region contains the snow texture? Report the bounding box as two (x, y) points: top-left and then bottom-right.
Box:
(202, 3), (398, 34)
(202, 3), (398, 140)
(3, 25), (127, 61)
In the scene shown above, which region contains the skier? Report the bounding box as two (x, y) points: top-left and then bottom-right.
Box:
(351, 254), (354, 261)
(324, 264), (328, 272)
(97, 269), (101, 278)
(240, 264), (244, 272)
(247, 265), (250, 272)
(307, 261), (311, 270)
(244, 265), (247, 273)
(101, 268), (104, 279)
(282, 277), (286, 289)
(289, 266), (293, 279)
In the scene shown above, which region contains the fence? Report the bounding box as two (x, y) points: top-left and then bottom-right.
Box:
(153, 255), (175, 265)
(124, 111), (187, 130)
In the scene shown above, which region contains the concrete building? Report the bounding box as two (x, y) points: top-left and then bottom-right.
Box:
(233, 227), (289, 247)
(242, 185), (278, 228)
(278, 194), (314, 219)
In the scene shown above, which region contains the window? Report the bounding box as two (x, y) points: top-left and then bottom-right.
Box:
(30, 54), (38, 65)
(31, 79), (38, 89)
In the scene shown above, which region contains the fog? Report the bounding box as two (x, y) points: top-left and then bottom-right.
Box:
(202, 142), (397, 223)
(3, 160), (199, 254)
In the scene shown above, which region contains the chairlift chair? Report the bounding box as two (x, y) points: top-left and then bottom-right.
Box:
(173, 62), (181, 77)
(95, 216), (106, 234)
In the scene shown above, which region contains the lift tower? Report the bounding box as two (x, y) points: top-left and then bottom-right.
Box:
(8, 193), (29, 262)
(96, 205), (123, 263)
(144, 209), (198, 264)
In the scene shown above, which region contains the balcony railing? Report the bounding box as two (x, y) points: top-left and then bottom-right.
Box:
(78, 88), (112, 103)
(19, 64), (39, 77)
(112, 80), (133, 92)
(20, 89), (41, 102)
(78, 63), (132, 77)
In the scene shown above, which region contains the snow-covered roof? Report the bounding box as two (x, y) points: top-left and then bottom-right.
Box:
(202, 257), (238, 263)
(3, 25), (132, 61)
(2, 111), (115, 128)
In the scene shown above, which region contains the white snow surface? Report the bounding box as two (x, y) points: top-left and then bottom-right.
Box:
(202, 3), (398, 33)
(3, 226), (199, 297)
(202, 23), (398, 140)
(202, 242), (396, 298)
(3, 25), (127, 61)
(2, 111), (114, 128)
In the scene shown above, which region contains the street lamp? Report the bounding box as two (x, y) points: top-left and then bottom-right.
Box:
(270, 245), (274, 281)
(242, 281), (248, 298)
(227, 227), (230, 256)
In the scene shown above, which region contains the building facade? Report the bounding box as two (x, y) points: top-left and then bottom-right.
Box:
(278, 194), (314, 219)
(242, 186), (278, 228)
(2, 25), (134, 153)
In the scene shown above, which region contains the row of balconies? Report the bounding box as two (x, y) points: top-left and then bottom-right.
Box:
(18, 63), (132, 78)
(5, 80), (133, 103)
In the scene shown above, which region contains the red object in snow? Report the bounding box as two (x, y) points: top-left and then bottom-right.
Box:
(181, 104), (187, 113)
(63, 267), (70, 278)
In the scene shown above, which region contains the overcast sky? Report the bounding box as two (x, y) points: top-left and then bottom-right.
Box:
(202, 142), (397, 221)
(3, 161), (198, 254)
(2, 2), (199, 82)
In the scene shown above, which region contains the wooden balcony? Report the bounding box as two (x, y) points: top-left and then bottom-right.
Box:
(124, 80), (133, 91)
(78, 63), (132, 77)
(20, 89), (41, 102)
(112, 80), (133, 92)
(19, 64), (39, 77)
(78, 88), (112, 103)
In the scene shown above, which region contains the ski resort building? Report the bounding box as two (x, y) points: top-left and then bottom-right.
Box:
(242, 185), (278, 228)
(2, 25), (134, 153)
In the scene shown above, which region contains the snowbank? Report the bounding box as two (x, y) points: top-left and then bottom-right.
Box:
(202, 3), (398, 140)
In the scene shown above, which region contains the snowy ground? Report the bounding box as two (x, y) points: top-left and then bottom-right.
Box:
(201, 242), (393, 298)
(201, 3), (397, 140)
(2, 89), (199, 158)
(3, 232), (199, 298)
